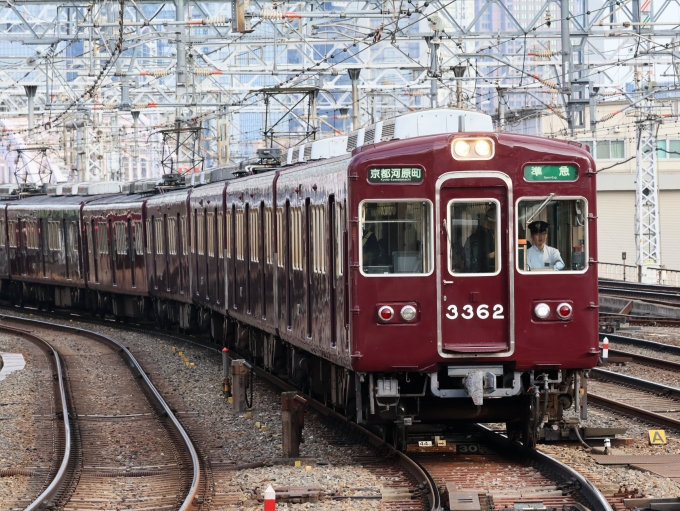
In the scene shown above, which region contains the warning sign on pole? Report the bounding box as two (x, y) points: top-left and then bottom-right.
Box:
(648, 430), (667, 445)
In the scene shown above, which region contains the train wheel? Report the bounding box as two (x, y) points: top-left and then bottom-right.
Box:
(521, 419), (537, 449)
(506, 421), (522, 442)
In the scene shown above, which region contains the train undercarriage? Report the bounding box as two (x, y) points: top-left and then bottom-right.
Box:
(1, 283), (589, 450)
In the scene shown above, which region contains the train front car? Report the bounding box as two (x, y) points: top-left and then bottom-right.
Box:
(349, 115), (598, 447)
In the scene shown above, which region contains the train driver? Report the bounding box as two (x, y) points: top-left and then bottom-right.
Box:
(527, 220), (565, 271)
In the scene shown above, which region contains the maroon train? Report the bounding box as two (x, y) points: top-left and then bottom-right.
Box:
(0, 109), (599, 447)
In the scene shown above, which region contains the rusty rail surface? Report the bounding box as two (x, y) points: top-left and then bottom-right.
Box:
(0, 314), (201, 511)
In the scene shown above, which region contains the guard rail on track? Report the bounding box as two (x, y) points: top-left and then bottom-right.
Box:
(0, 314), (201, 511)
(0, 323), (73, 511)
(476, 425), (613, 511)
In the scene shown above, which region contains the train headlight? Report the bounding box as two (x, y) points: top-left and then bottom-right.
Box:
(451, 137), (495, 160)
(475, 139), (492, 157)
(453, 140), (471, 158)
(534, 303), (551, 319)
(400, 305), (417, 322)
(378, 306), (394, 322)
(556, 302), (573, 320)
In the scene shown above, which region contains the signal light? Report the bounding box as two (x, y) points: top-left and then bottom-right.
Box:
(378, 306), (394, 322)
(534, 303), (550, 319)
(556, 303), (573, 320)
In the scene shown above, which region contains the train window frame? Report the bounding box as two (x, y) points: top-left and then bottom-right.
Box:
(446, 198), (502, 278)
(514, 195), (589, 275)
(115, 221), (127, 255)
(358, 199), (434, 278)
(97, 221), (109, 255)
(336, 202), (344, 278)
(225, 210), (232, 258)
(235, 209), (244, 261)
(265, 208), (273, 265)
(196, 211), (204, 256)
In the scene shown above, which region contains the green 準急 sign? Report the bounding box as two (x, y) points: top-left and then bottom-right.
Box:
(368, 167), (423, 183)
(524, 164), (577, 181)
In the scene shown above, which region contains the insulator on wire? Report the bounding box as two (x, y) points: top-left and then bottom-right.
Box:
(547, 105), (566, 120)
(600, 91), (621, 97)
(150, 69), (170, 77)
(261, 9), (283, 20)
(531, 73), (558, 90)
(103, 102), (117, 110)
(600, 109), (621, 122)
(532, 50), (557, 58)
(206, 16), (228, 25)
(194, 68), (220, 76)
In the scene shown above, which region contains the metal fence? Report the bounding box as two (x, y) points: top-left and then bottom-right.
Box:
(599, 262), (680, 286)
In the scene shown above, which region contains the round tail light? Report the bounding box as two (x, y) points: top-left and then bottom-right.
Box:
(534, 303), (551, 319)
(378, 306), (394, 322)
(556, 303), (573, 319)
(400, 305), (417, 322)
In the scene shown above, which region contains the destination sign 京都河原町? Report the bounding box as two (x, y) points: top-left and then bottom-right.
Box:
(368, 167), (424, 184)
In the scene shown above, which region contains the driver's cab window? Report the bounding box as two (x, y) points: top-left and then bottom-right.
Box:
(360, 201), (431, 275)
(517, 198), (587, 272)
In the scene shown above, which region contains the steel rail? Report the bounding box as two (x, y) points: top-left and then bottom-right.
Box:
(0, 314), (201, 511)
(0, 322), (72, 511)
(599, 279), (680, 295)
(590, 368), (680, 430)
(607, 348), (680, 372)
(476, 425), (613, 511)
(598, 332), (680, 356)
(252, 366), (441, 511)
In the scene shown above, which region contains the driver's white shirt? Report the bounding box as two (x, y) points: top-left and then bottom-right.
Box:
(527, 245), (564, 270)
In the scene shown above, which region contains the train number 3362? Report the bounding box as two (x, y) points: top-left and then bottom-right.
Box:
(445, 304), (505, 320)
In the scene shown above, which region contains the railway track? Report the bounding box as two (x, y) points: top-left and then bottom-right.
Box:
(0, 308), (615, 511)
(598, 279), (680, 307)
(0, 314), (200, 511)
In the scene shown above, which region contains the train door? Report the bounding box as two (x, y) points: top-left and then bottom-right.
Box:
(305, 198), (312, 338)
(91, 220), (99, 283)
(437, 175), (512, 354)
(163, 214), (170, 291)
(245, 204), (251, 314)
(151, 215), (158, 289)
(285, 200), (292, 328)
(108, 219), (116, 286)
(260, 202), (266, 319)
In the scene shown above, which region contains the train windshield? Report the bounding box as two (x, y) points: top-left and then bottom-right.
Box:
(517, 197), (587, 272)
(360, 201), (431, 275)
(448, 200), (500, 274)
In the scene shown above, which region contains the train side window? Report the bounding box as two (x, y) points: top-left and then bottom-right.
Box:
(96, 221), (109, 255)
(155, 217), (164, 255)
(336, 202), (343, 277)
(516, 197), (587, 273)
(276, 208), (283, 268)
(360, 201), (432, 275)
(218, 211), (224, 259)
(448, 200), (499, 275)
(207, 212), (215, 257)
(146, 219), (152, 254)
(291, 207), (303, 271)
(133, 221), (143, 255)
(69, 222), (78, 254)
(181, 216), (188, 256)
(225, 210), (231, 258)
(0, 219), (5, 246)
(312, 205), (326, 274)
(249, 208), (259, 263)
(8, 220), (16, 248)
(265, 208), (273, 265)
(167, 217), (177, 255)
(115, 222), (127, 255)
(236, 210), (244, 260)
(196, 212), (204, 256)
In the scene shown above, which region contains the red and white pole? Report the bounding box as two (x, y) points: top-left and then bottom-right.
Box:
(602, 337), (609, 361)
(264, 484), (276, 511)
